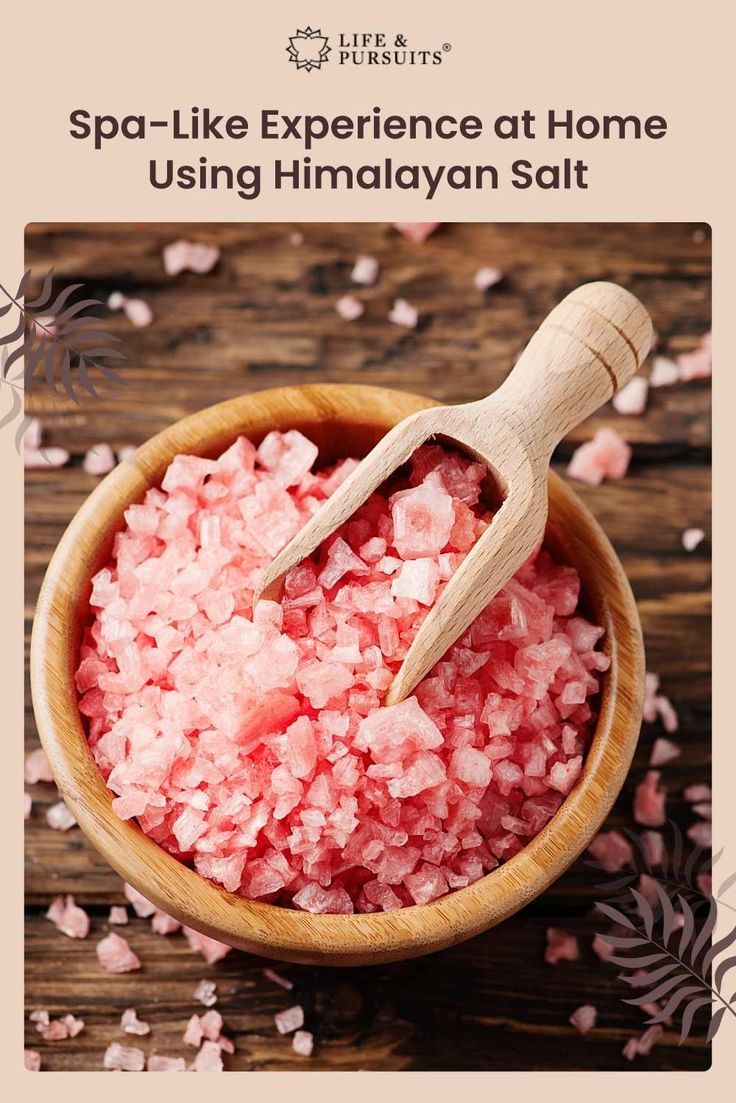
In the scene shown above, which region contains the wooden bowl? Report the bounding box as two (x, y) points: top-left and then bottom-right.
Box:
(31, 384), (644, 966)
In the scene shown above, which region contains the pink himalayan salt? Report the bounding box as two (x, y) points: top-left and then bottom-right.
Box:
(351, 255), (379, 285)
(78, 434), (605, 912)
(634, 770), (666, 827)
(148, 1054), (187, 1071)
(650, 737), (680, 767)
(184, 1015), (204, 1047)
(23, 447), (69, 469)
(24, 1050), (41, 1071)
(697, 872), (712, 894)
(591, 934), (614, 962)
(83, 443), (116, 476)
(293, 1030), (314, 1056)
(682, 527), (705, 552)
(34, 315), (58, 338)
(96, 931), (141, 973)
(612, 376), (648, 416)
(104, 1042), (146, 1071)
(108, 292), (154, 328)
(650, 356), (679, 387)
(569, 1004), (597, 1033)
(622, 1024), (663, 1060)
(587, 830), (633, 873)
(275, 1005), (304, 1034)
(642, 674), (678, 732)
(25, 747), (53, 784)
(263, 967), (293, 990)
(194, 979), (218, 1006)
(191, 1039), (224, 1071)
(474, 267), (503, 292)
(23, 417), (43, 450)
(151, 909), (181, 935)
(118, 445), (137, 463)
(388, 297), (419, 328)
(121, 1008), (150, 1035)
(335, 294), (364, 322)
(567, 428), (631, 486)
(46, 894), (90, 939)
(688, 821), (712, 848)
(684, 783), (711, 803)
(24, 792), (32, 819)
(163, 240), (220, 276)
(545, 927), (579, 965)
(641, 830), (664, 866)
(109, 906), (128, 924)
(693, 802), (712, 820)
(678, 332), (711, 381)
(46, 801), (76, 830)
(183, 927), (231, 964)
(393, 222), (439, 243)
(124, 883), (156, 917)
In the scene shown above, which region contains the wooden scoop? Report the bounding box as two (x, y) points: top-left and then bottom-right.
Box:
(255, 281), (653, 705)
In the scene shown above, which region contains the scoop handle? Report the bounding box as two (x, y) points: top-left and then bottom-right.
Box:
(486, 281), (653, 456)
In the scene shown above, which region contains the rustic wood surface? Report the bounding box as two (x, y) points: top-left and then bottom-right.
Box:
(24, 222), (711, 1071)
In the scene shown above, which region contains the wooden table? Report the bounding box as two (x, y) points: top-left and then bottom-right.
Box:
(24, 222), (711, 1071)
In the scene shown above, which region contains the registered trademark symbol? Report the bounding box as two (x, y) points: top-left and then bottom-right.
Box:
(443, 42), (452, 51)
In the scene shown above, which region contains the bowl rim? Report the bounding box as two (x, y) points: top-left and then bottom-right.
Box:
(31, 383), (644, 965)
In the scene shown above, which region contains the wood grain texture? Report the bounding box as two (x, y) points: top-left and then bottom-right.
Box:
(24, 222), (711, 1071)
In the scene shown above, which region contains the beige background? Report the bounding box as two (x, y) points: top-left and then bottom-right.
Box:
(3, 0), (732, 1098)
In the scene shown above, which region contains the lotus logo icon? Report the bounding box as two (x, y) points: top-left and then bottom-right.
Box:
(287, 27), (331, 71)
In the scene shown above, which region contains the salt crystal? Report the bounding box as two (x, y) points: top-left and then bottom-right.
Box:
(649, 737), (680, 766)
(24, 792), (32, 819)
(103, 1042), (146, 1071)
(688, 821), (712, 848)
(96, 931), (141, 973)
(123, 298), (153, 328)
(24, 1050), (41, 1071)
(545, 927), (579, 964)
(184, 1014), (204, 1047)
(682, 527), (705, 552)
(587, 830), (633, 873)
(46, 894), (90, 939)
(191, 1039), (224, 1071)
(388, 298), (419, 328)
(262, 967), (293, 990)
(275, 1005), (304, 1034)
(678, 333), (711, 381)
(612, 376), (648, 416)
(148, 1055), (186, 1071)
(351, 255), (379, 285)
(121, 1008), (150, 1035)
(124, 883), (156, 918)
(393, 222), (439, 243)
(567, 428), (631, 485)
(163, 240), (220, 276)
(569, 1004), (597, 1033)
(46, 801), (76, 831)
(151, 908), (181, 935)
(183, 926), (231, 964)
(117, 444), (137, 463)
(641, 830), (664, 866)
(292, 1030), (314, 1056)
(83, 443), (116, 476)
(24, 747), (53, 784)
(622, 1024), (663, 1060)
(591, 934), (614, 962)
(474, 267), (503, 292)
(335, 294), (364, 321)
(107, 291), (126, 311)
(23, 447), (69, 469)
(650, 356), (679, 387)
(684, 783), (711, 803)
(633, 770), (666, 827)
(194, 979), (218, 1006)
(108, 906), (128, 924)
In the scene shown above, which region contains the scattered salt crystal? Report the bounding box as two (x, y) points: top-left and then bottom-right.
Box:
(184, 1014), (204, 1047)
(393, 222), (439, 243)
(684, 783), (711, 803)
(96, 931), (141, 973)
(107, 291), (125, 311)
(151, 909), (181, 935)
(692, 802), (711, 820)
(612, 376), (648, 416)
(622, 1024), (663, 1060)
(46, 801), (76, 831)
(263, 967), (293, 990)
(649, 737), (680, 766)
(34, 315), (57, 338)
(289, 231), (305, 247)
(46, 894), (90, 939)
(649, 356), (679, 387)
(351, 255), (379, 285)
(641, 830), (664, 867)
(388, 298), (419, 329)
(474, 267), (503, 292)
(23, 447), (69, 469)
(24, 1050), (41, 1071)
(24, 747), (53, 784)
(24, 792), (32, 819)
(163, 240), (220, 276)
(688, 821), (712, 848)
(292, 1030), (314, 1056)
(30, 1010), (49, 1026)
(194, 980), (218, 1006)
(191, 1039), (225, 1071)
(591, 934), (614, 962)
(103, 1042), (146, 1071)
(678, 333), (711, 381)
(587, 830), (633, 873)
(567, 428), (631, 485)
(682, 527), (705, 552)
(124, 883), (156, 918)
(148, 1054), (187, 1071)
(633, 770), (666, 827)
(569, 1005), (597, 1033)
(83, 443), (116, 476)
(545, 927), (579, 965)
(117, 445), (137, 462)
(183, 927), (231, 964)
(275, 1005), (304, 1034)
(108, 292), (153, 327)
(335, 294), (364, 321)
(108, 906), (128, 924)
(121, 1008), (150, 1035)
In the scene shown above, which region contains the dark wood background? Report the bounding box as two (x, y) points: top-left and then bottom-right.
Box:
(24, 222), (711, 1071)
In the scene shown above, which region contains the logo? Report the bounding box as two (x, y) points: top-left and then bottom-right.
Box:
(287, 27), (331, 72)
